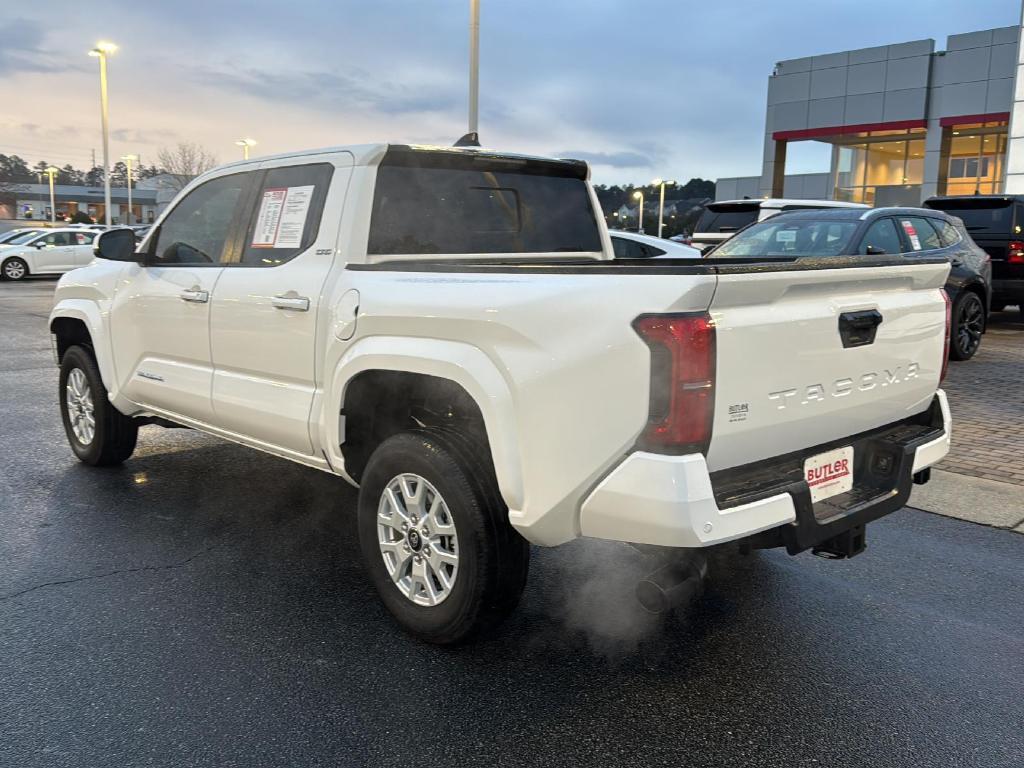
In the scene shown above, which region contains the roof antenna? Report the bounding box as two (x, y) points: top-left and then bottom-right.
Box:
(454, 132), (481, 147)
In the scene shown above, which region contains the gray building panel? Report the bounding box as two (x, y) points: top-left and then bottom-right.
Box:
(775, 57), (812, 76)
(767, 71), (811, 105)
(989, 43), (1017, 80)
(844, 92), (885, 124)
(885, 55), (931, 91)
(947, 29), (994, 50)
(987, 78), (1014, 113)
(812, 51), (848, 70)
(772, 100), (810, 131)
(992, 25), (1020, 46)
(882, 88), (928, 122)
(931, 82), (989, 117)
(847, 61), (887, 95)
(810, 66), (847, 99)
(849, 45), (889, 65)
(887, 39), (934, 60)
(808, 97), (846, 129)
(939, 46), (993, 85)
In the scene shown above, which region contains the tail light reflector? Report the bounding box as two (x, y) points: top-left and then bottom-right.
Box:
(633, 313), (716, 454)
(940, 289), (951, 384)
(1008, 241), (1024, 263)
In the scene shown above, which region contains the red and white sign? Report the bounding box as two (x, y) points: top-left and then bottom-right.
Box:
(803, 446), (854, 503)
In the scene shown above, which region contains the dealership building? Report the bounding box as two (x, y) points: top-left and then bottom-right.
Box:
(716, 24), (1024, 205)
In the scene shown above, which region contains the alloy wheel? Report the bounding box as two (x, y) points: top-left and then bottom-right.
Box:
(3, 259), (26, 280)
(956, 295), (983, 357)
(65, 368), (96, 445)
(377, 473), (459, 606)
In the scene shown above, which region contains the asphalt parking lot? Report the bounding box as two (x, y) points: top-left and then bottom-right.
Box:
(2, 279), (1023, 768)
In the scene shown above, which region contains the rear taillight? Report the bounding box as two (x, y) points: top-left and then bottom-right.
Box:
(940, 289), (951, 384)
(633, 313), (716, 455)
(1009, 241), (1024, 263)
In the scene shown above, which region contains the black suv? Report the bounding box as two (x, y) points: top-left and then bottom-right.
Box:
(923, 195), (1023, 316)
(708, 207), (992, 360)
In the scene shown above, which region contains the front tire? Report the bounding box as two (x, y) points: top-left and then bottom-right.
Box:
(2, 257), (29, 281)
(357, 430), (529, 644)
(59, 345), (138, 466)
(949, 291), (984, 361)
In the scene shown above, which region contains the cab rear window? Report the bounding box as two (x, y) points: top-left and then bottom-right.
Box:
(368, 150), (601, 255)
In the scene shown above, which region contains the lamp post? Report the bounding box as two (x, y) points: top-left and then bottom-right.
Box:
(651, 178), (676, 239)
(89, 41), (117, 226)
(633, 190), (644, 234)
(121, 154), (137, 224)
(235, 138), (257, 160)
(45, 167), (59, 223)
(468, 0), (480, 137)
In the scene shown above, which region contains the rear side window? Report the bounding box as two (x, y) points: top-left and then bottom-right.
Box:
(858, 218), (902, 255)
(368, 152), (601, 255)
(897, 217), (942, 252)
(611, 235), (665, 259)
(238, 163), (334, 266)
(933, 219), (962, 248)
(694, 205), (758, 233)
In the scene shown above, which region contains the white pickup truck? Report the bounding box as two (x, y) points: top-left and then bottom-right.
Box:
(50, 144), (952, 643)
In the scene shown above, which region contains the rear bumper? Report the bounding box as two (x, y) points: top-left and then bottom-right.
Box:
(579, 390), (950, 551)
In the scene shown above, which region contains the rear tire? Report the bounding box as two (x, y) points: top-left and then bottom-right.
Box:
(2, 257), (29, 281)
(949, 291), (984, 361)
(357, 429), (529, 644)
(59, 345), (138, 466)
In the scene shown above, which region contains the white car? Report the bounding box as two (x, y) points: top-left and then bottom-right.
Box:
(50, 143), (951, 643)
(610, 230), (701, 258)
(692, 198), (870, 252)
(1, 228), (98, 280)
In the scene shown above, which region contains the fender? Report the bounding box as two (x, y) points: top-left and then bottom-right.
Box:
(49, 299), (124, 405)
(322, 335), (524, 511)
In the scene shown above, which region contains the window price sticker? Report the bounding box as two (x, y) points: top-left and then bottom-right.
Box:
(900, 219), (921, 251)
(252, 185), (314, 248)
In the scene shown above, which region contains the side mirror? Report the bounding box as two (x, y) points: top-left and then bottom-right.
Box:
(34, 241), (46, 248)
(94, 228), (140, 262)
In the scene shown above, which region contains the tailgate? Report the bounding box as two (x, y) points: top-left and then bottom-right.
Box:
(705, 259), (949, 472)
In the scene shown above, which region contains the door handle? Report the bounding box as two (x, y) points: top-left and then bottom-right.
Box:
(272, 294), (310, 312)
(180, 288), (209, 303)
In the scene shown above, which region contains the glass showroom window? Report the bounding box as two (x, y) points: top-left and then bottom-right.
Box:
(832, 129), (925, 204)
(945, 122), (1007, 196)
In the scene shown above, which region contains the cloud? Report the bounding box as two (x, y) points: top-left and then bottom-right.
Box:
(190, 63), (461, 116)
(110, 128), (178, 144)
(0, 19), (78, 76)
(555, 150), (652, 168)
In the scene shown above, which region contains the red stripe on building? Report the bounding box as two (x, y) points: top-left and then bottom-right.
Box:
(938, 112), (1010, 127)
(772, 119), (927, 141)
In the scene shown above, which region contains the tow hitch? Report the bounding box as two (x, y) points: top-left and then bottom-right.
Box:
(812, 524), (866, 559)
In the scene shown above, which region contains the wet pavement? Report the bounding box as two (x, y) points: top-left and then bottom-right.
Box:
(2, 279), (1022, 767)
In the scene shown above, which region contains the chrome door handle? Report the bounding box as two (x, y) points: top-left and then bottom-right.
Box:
(180, 288), (209, 303)
(272, 295), (310, 312)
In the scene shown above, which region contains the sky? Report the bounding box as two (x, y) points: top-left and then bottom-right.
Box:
(0, 0), (1019, 185)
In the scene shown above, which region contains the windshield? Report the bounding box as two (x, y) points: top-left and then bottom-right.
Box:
(711, 218), (859, 258)
(924, 199), (1015, 235)
(4, 231), (41, 245)
(694, 204), (758, 234)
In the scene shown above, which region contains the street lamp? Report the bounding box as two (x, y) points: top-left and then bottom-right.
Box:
(468, 0), (480, 137)
(44, 167), (59, 223)
(121, 154), (137, 224)
(633, 190), (644, 234)
(88, 41), (117, 226)
(235, 138), (257, 160)
(651, 178), (676, 239)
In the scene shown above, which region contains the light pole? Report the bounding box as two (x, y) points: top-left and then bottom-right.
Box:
(89, 41), (117, 226)
(633, 190), (644, 234)
(235, 138), (257, 160)
(45, 167), (59, 223)
(121, 154), (137, 224)
(651, 178), (676, 238)
(468, 0), (480, 138)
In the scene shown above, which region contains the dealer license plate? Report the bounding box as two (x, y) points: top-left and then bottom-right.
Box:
(804, 446), (854, 503)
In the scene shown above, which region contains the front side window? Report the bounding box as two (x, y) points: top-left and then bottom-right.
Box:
(858, 218), (902, 255)
(151, 173), (249, 265)
(711, 218), (858, 258)
(368, 151), (601, 255)
(237, 163), (334, 267)
(897, 217), (942, 252)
